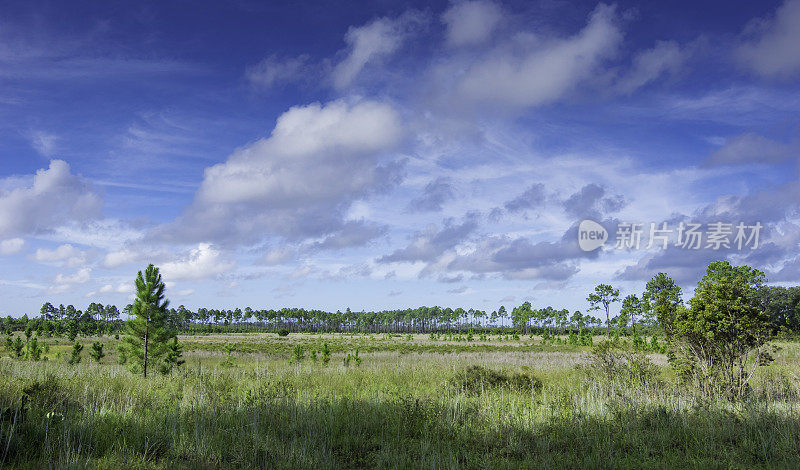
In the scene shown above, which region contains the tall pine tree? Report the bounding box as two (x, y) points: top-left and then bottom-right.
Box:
(121, 264), (174, 377)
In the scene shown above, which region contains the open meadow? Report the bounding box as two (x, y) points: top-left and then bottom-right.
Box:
(2, 332), (800, 469)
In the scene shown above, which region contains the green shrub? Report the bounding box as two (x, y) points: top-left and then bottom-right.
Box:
(277, 329), (290, 337)
(590, 341), (660, 386)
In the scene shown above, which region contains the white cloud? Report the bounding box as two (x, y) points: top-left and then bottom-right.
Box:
(706, 133), (797, 166)
(29, 131), (58, 157)
(85, 282), (132, 298)
(51, 268), (92, 293)
(175, 289), (195, 296)
(161, 99), (404, 244)
(49, 219), (143, 251)
(442, 0), (503, 47)
(32, 243), (86, 267)
(0, 160), (102, 238)
(103, 248), (139, 268)
(246, 54), (311, 89)
(160, 243), (235, 281)
(737, 0), (800, 78)
(615, 40), (685, 94)
(332, 12), (425, 89)
(0, 238), (24, 255)
(258, 246), (297, 266)
(455, 4), (622, 108)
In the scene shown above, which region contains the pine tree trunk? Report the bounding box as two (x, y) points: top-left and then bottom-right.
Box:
(143, 319), (149, 378)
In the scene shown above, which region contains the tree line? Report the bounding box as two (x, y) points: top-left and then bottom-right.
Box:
(2, 275), (798, 338)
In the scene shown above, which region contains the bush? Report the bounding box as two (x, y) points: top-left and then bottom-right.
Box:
(277, 329), (290, 337)
(590, 341), (659, 387)
(449, 365), (542, 395)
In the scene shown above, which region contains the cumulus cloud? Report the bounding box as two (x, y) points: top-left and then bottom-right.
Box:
(0, 160), (102, 238)
(246, 54), (311, 89)
(160, 243), (235, 281)
(618, 181), (800, 283)
(562, 183), (625, 219)
(32, 243), (86, 267)
(445, 228), (593, 281)
(455, 4), (622, 108)
(438, 273), (464, 283)
(103, 249), (139, 268)
(51, 268), (92, 293)
(158, 99), (404, 245)
(407, 177), (454, 212)
(257, 245), (297, 266)
(85, 282), (132, 298)
(442, 0), (503, 47)
(447, 285), (469, 294)
(333, 12), (426, 89)
(737, 0), (800, 79)
(705, 133), (797, 166)
(0, 238), (24, 255)
(504, 183), (545, 213)
(310, 220), (387, 250)
(378, 214), (479, 263)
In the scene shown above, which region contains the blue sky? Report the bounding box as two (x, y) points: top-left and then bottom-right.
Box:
(1, 0), (799, 317)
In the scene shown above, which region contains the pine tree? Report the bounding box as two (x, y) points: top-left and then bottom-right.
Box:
(120, 264), (175, 377)
(26, 336), (42, 361)
(321, 342), (331, 365)
(10, 336), (24, 358)
(159, 337), (184, 374)
(68, 341), (83, 365)
(90, 341), (105, 363)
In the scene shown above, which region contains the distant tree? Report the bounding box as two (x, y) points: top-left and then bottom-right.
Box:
(40, 302), (56, 321)
(511, 302), (533, 334)
(570, 311), (586, 335)
(587, 284), (620, 336)
(643, 273), (683, 337)
(620, 294), (644, 336)
(120, 264), (176, 377)
(104, 304), (120, 321)
(86, 302), (104, 321)
(759, 286), (800, 333)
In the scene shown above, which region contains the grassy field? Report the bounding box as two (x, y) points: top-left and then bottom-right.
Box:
(1, 333), (799, 469)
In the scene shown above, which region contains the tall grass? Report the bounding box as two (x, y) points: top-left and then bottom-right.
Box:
(1, 344), (799, 468)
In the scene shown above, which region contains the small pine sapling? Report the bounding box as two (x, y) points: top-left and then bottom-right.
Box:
(90, 341), (105, 363)
(68, 341), (83, 365)
(321, 342), (331, 366)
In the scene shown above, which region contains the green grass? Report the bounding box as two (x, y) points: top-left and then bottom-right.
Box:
(1, 334), (799, 469)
